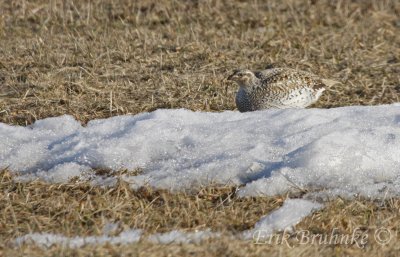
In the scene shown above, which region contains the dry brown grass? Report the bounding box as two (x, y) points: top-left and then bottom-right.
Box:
(1, 169), (400, 257)
(1, 0), (400, 256)
(0, 170), (282, 238)
(0, 0), (399, 125)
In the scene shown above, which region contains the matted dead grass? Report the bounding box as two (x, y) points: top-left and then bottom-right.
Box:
(0, 0), (399, 125)
(0, 170), (282, 238)
(1, 0), (400, 256)
(1, 170), (400, 257)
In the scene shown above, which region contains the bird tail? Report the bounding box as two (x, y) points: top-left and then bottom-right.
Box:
(322, 79), (341, 88)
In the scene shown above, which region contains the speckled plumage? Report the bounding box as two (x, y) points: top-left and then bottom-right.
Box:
(228, 68), (331, 112)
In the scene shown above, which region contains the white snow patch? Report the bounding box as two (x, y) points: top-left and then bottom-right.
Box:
(148, 229), (218, 244)
(15, 163), (91, 183)
(243, 198), (323, 240)
(14, 229), (218, 248)
(14, 229), (142, 248)
(1, 105), (400, 199)
(7, 106), (399, 249)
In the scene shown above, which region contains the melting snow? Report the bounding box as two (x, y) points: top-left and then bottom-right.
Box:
(1, 105), (399, 199)
(3, 105), (400, 247)
(148, 229), (218, 244)
(14, 229), (143, 248)
(243, 199), (322, 240)
(14, 229), (217, 248)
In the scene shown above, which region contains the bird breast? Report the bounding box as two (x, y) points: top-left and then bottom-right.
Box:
(235, 87), (253, 112)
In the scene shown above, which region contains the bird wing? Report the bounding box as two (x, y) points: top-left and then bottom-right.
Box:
(254, 68), (326, 91)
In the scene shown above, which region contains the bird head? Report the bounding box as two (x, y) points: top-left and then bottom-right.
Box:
(227, 69), (257, 88)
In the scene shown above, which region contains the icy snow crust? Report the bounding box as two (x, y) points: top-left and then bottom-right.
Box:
(5, 106), (398, 248)
(14, 229), (215, 248)
(243, 199), (323, 240)
(1, 105), (400, 199)
(15, 229), (143, 248)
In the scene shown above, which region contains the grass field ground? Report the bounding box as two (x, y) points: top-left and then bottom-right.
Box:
(1, 0), (399, 256)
